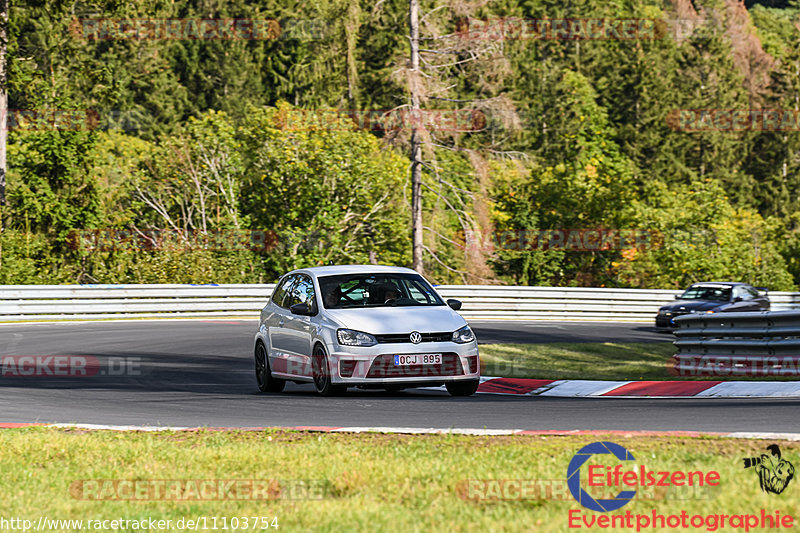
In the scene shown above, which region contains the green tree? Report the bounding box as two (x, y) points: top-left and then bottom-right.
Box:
(239, 103), (410, 279)
(493, 70), (638, 286)
(621, 179), (795, 290)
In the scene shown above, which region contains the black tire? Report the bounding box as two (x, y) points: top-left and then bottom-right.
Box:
(446, 379), (480, 397)
(255, 342), (285, 393)
(312, 344), (346, 397)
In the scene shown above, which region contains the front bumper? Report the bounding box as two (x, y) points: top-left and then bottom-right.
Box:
(656, 311), (697, 329)
(328, 341), (480, 385)
(655, 314), (675, 328)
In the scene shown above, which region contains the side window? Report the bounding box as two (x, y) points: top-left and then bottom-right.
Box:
(734, 286), (753, 301)
(271, 275), (297, 308)
(405, 280), (435, 304)
(746, 286), (759, 298)
(286, 275), (317, 313)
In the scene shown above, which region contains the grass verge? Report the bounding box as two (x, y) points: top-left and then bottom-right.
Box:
(1, 428), (797, 532)
(479, 343), (800, 381)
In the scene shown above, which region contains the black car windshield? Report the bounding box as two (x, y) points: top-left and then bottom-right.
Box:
(680, 286), (732, 302)
(318, 273), (445, 309)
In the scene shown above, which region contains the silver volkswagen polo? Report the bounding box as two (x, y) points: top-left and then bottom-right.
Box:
(253, 265), (480, 396)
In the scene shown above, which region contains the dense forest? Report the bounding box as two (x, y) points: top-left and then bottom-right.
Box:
(2, 0), (800, 289)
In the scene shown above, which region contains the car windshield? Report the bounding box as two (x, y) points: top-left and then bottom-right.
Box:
(679, 286), (732, 302)
(318, 273), (445, 309)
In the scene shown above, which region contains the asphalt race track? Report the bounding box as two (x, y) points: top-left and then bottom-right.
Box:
(469, 320), (668, 344)
(0, 320), (797, 433)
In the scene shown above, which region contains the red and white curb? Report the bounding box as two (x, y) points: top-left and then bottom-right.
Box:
(473, 377), (800, 398)
(1, 423), (799, 441)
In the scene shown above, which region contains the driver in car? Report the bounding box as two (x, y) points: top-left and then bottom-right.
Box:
(384, 287), (400, 304)
(324, 286), (342, 308)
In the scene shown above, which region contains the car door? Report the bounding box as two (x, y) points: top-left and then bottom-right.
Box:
(729, 286), (760, 312)
(282, 274), (317, 377)
(749, 286), (770, 311)
(267, 274), (298, 375)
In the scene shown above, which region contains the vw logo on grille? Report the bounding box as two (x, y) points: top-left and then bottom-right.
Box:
(409, 331), (422, 344)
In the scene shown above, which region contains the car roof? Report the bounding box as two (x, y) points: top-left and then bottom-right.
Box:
(286, 265), (419, 278)
(688, 282), (748, 288)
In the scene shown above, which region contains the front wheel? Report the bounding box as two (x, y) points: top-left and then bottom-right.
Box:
(255, 342), (285, 393)
(312, 344), (346, 397)
(446, 380), (480, 397)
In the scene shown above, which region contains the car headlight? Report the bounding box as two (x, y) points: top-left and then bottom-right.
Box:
(452, 325), (475, 344)
(337, 329), (378, 347)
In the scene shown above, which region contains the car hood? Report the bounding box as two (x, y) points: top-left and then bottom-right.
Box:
(324, 306), (467, 334)
(660, 299), (723, 312)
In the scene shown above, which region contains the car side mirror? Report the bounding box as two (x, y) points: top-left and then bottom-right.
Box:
(447, 299), (462, 311)
(290, 303), (312, 316)
(674, 295), (682, 300)
(733, 297), (743, 302)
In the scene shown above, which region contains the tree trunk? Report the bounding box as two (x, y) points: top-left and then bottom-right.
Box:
(409, 0), (423, 273)
(0, 0), (6, 210)
(344, 0), (360, 107)
(0, 0), (8, 270)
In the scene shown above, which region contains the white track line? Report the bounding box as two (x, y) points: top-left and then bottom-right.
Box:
(15, 423), (800, 440)
(537, 380), (633, 397)
(696, 382), (800, 397)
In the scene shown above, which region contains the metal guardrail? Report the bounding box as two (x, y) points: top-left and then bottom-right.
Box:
(0, 284), (799, 322)
(435, 286), (683, 321)
(0, 284), (274, 321)
(672, 311), (800, 376)
(435, 286), (800, 320)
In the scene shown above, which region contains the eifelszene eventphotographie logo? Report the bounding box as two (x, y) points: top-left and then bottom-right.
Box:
(743, 444), (795, 495)
(566, 441), (796, 531)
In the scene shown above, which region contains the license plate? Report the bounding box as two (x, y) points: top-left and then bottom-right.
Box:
(394, 354), (442, 366)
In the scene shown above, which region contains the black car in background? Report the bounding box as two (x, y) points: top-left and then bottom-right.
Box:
(655, 282), (770, 329)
